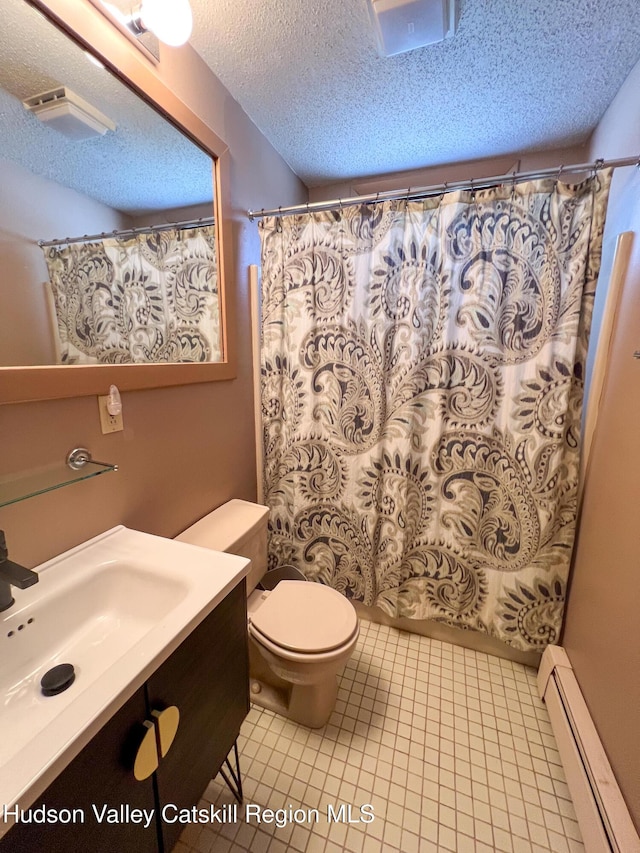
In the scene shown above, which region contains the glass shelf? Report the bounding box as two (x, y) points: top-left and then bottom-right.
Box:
(0, 458), (117, 508)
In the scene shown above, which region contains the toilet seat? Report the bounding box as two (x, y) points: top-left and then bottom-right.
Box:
(249, 581), (358, 654)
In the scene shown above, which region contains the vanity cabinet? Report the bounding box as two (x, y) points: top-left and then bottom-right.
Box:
(0, 580), (249, 853)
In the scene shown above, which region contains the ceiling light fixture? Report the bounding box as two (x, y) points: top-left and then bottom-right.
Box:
(88, 0), (193, 62)
(128, 0), (193, 48)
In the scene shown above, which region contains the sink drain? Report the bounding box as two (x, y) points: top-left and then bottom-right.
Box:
(41, 663), (75, 697)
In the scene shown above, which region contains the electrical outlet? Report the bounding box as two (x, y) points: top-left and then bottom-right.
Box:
(98, 395), (124, 433)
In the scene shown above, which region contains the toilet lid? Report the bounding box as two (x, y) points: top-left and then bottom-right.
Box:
(249, 581), (358, 653)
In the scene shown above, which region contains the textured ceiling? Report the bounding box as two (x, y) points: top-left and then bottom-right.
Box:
(189, 0), (640, 186)
(1, 0), (213, 216)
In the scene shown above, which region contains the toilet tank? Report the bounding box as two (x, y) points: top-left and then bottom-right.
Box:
(175, 500), (269, 594)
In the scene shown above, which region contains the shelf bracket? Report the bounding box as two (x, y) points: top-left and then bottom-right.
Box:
(67, 447), (118, 471)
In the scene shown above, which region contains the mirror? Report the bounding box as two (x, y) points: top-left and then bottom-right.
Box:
(0, 0), (234, 402)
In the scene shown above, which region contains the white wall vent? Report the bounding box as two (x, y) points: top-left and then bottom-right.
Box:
(23, 87), (116, 141)
(367, 0), (458, 57)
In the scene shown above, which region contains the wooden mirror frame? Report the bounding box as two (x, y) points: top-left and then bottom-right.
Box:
(0, 0), (236, 404)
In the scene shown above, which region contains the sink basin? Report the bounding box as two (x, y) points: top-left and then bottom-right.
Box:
(0, 526), (249, 830)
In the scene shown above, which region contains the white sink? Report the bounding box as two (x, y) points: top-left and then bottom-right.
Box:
(0, 526), (249, 831)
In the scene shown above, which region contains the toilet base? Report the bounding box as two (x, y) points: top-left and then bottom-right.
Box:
(248, 640), (340, 728)
(287, 675), (339, 729)
(249, 678), (290, 718)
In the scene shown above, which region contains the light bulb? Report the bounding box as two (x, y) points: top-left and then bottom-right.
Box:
(138, 0), (193, 47)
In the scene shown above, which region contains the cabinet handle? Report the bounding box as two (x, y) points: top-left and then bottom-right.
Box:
(133, 720), (159, 781)
(151, 706), (180, 757)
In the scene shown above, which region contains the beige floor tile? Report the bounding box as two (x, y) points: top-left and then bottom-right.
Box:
(173, 622), (583, 853)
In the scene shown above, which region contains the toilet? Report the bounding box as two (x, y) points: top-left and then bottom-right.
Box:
(176, 499), (359, 728)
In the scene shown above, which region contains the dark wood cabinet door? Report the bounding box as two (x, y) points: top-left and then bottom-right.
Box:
(0, 687), (158, 853)
(148, 580), (249, 852)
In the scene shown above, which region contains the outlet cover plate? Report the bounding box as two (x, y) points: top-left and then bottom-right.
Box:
(98, 395), (124, 433)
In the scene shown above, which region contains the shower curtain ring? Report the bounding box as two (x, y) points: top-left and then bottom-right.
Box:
(435, 181), (448, 208)
(592, 158), (604, 189)
(555, 165), (564, 187)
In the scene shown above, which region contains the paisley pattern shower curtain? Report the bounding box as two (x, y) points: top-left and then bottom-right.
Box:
(44, 225), (220, 363)
(259, 173), (610, 652)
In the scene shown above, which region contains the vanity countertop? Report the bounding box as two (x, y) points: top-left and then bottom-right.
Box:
(0, 526), (249, 836)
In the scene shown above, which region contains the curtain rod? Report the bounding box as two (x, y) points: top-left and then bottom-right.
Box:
(38, 216), (215, 248)
(247, 155), (640, 221)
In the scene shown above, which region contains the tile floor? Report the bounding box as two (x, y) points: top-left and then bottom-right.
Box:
(173, 621), (584, 853)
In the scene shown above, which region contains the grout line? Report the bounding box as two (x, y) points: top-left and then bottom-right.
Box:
(173, 623), (584, 853)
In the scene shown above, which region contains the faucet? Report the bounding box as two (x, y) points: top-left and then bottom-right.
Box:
(0, 531), (38, 612)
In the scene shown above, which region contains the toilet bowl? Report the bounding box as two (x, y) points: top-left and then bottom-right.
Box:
(176, 500), (359, 728)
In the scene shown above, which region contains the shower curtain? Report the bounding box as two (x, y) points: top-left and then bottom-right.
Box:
(44, 224), (219, 363)
(259, 172), (610, 652)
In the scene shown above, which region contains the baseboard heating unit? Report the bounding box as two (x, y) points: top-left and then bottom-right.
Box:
(538, 646), (640, 852)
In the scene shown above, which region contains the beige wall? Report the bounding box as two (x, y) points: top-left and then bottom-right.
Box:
(0, 7), (306, 566)
(129, 203), (213, 228)
(0, 159), (129, 365)
(562, 57), (640, 830)
(309, 144), (589, 203)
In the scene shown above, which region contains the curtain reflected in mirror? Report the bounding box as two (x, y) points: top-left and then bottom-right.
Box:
(0, 0), (221, 367)
(43, 225), (219, 364)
